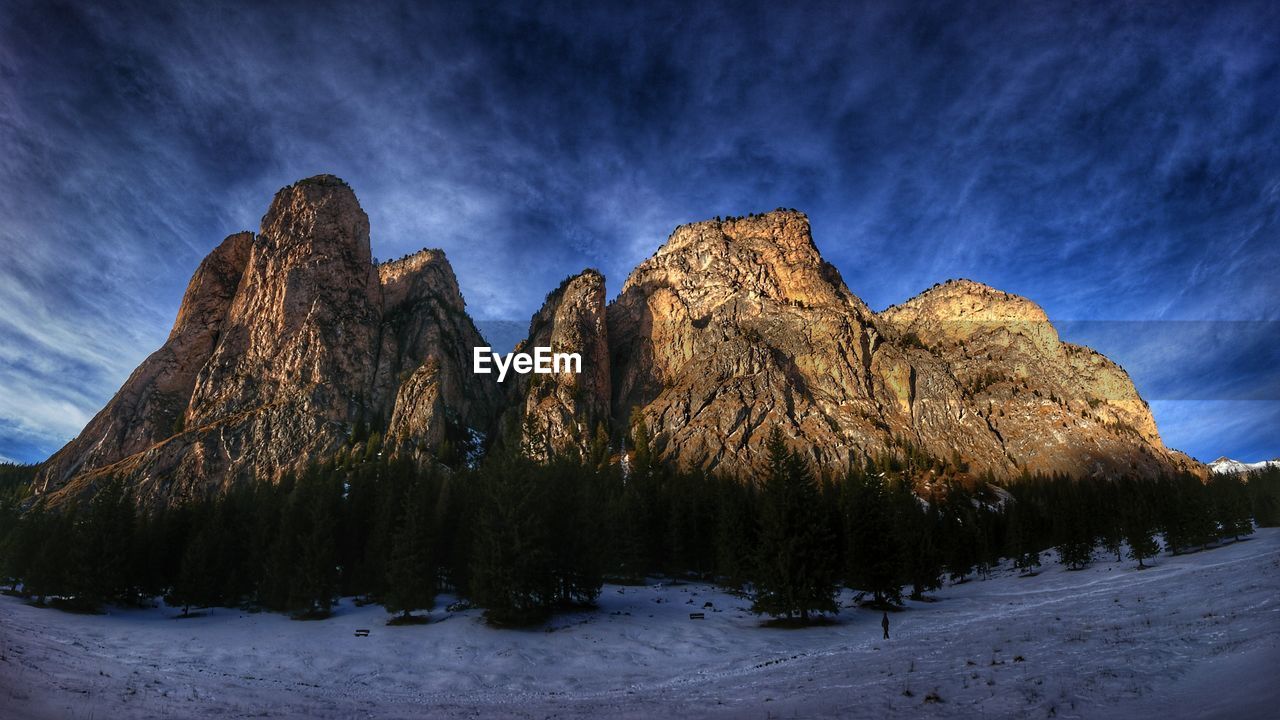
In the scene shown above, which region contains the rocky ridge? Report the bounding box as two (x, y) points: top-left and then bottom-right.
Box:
(33, 179), (1201, 506)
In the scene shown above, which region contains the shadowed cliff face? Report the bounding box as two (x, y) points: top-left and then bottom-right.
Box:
(34, 183), (1198, 506)
(378, 249), (502, 457)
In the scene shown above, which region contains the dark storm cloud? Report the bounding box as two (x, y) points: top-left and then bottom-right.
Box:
(1, 0), (1277, 463)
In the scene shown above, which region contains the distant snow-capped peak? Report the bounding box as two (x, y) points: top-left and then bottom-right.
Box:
(1209, 457), (1280, 474)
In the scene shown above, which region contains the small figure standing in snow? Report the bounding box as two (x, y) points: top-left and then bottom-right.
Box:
(881, 612), (890, 640)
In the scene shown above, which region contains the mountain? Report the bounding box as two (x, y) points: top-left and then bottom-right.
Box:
(1209, 457), (1280, 475)
(36, 176), (499, 505)
(608, 211), (1198, 479)
(32, 178), (1199, 506)
(877, 279), (1196, 478)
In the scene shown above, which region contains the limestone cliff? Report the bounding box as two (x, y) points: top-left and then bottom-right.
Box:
(608, 211), (909, 471)
(500, 269), (610, 459)
(379, 248), (501, 456)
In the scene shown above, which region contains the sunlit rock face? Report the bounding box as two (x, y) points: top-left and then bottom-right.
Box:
(879, 279), (1198, 478)
(607, 210), (1196, 479)
(499, 269), (611, 460)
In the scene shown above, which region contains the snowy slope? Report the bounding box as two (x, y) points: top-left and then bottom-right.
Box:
(1209, 456), (1280, 474)
(2, 530), (1279, 719)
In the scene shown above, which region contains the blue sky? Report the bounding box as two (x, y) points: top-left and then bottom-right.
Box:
(0, 0), (1276, 465)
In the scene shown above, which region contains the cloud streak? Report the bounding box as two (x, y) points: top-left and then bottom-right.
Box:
(0, 0), (1276, 463)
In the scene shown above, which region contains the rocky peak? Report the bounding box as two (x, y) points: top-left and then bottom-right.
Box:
(37, 176), (500, 505)
(607, 210), (886, 472)
(885, 278), (1050, 323)
(880, 278), (1058, 354)
(167, 232), (254, 342)
(187, 176), (382, 426)
(377, 247), (501, 456)
(878, 278), (1183, 475)
(624, 209), (867, 316)
(501, 269), (610, 459)
(35, 188), (1201, 505)
(379, 248), (466, 313)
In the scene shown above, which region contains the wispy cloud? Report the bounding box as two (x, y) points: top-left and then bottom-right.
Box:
(0, 0), (1276, 464)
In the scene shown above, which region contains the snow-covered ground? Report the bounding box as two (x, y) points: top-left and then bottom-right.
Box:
(2, 529), (1278, 719)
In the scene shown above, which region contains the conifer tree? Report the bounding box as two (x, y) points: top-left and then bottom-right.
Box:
(843, 464), (902, 606)
(170, 518), (222, 614)
(587, 422), (612, 471)
(62, 476), (134, 608)
(1248, 466), (1280, 526)
(942, 484), (981, 581)
(1097, 481), (1125, 562)
(546, 458), (605, 606)
(1124, 513), (1160, 569)
(713, 474), (756, 588)
(751, 429), (839, 623)
(893, 480), (943, 599)
(470, 456), (556, 625)
(1005, 503), (1041, 575)
(269, 464), (342, 618)
(384, 471), (437, 622)
(24, 506), (75, 605)
(1210, 475), (1254, 541)
(1119, 479), (1160, 568)
(1053, 482), (1095, 570)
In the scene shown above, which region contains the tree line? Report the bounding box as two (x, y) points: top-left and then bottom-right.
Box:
(0, 429), (1276, 626)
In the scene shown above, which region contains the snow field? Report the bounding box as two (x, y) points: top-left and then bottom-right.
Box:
(1, 528), (1277, 719)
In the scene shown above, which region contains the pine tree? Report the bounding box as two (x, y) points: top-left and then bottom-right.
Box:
(270, 464), (342, 618)
(713, 474), (756, 588)
(170, 517), (222, 614)
(629, 408), (654, 472)
(65, 476), (136, 609)
(942, 484), (981, 581)
(384, 471), (437, 623)
(1161, 474), (1216, 553)
(588, 422), (611, 472)
(1005, 503), (1041, 576)
(751, 429), (839, 623)
(24, 506), (75, 605)
(469, 456), (556, 626)
(1248, 466), (1280, 526)
(843, 465), (902, 606)
(1210, 475), (1254, 541)
(1097, 482), (1124, 562)
(1120, 479), (1160, 569)
(894, 480), (943, 599)
(546, 457), (605, 606)
(1053, 482), (1095, 570)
